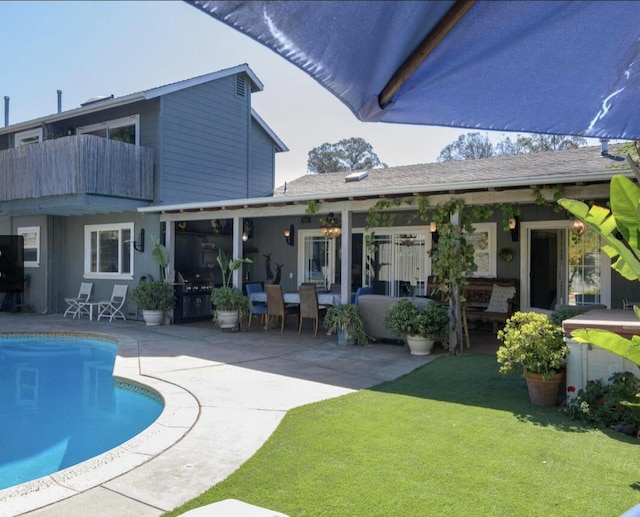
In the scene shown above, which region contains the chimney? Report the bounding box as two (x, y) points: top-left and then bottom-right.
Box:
(600, 138), (610, 156)
(57, 90), (62, 113)
(3, 96), (8, 127)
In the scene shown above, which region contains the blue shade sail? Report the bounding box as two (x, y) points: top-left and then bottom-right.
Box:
(189, 1), (640, 139)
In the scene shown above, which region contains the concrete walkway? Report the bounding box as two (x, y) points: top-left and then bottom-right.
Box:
(0, 313), (438, 516)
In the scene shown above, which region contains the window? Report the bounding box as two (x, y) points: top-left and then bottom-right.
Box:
(466, 223), (496, 277)
(568, 227), (601, 305)
(77, 115), (139, 145)
(17, 226), (40, 267)
(14, 128), (42, 147)
(84, 223), (133, 279)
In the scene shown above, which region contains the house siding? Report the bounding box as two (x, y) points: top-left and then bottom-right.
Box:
(158, 75), (252, 204)
(249, 118), (276, 198)
(54, 211), (161, 316)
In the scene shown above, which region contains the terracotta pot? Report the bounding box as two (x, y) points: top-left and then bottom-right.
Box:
(406, 335), (435, 356)
(525, 370), (565, 407)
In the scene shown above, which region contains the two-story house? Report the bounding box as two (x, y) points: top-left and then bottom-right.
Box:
(0, 64), (287, 315)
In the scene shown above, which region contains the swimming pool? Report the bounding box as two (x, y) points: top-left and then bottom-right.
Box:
(0, 334), (164, 490)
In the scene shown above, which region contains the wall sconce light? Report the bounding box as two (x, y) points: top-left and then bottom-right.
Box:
(242, 232), (249, 242)
(430, 221), (437, 233)
(320, 213), (341, 238)
(509, 217), (519, 242)
(571, 219), (586, 235)
(284, 224), (295, 246)
(132, 228), (145, 252)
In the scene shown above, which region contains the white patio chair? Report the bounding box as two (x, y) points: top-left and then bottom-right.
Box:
(63, 282), (93, 318)
(97, 285), (128, 322)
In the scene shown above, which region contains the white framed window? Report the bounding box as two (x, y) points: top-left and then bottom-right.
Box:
(466, 222), (496, 277)
(84, 223), (134, 279)
(14, 128), (42, 147)
(17, 226), (40, 267)
(77, 115), (139, 145)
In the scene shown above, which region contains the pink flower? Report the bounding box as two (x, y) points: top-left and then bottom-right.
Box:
(567, 385), (576, 392)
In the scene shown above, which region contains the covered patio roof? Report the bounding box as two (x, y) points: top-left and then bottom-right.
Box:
(139, 144), (628, 218)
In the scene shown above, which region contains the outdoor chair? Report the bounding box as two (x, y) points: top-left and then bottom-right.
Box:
(298, 284), (327, 336)
(353, 286), (372, 305)
(63, 282), (93, 318)
(97, 284), (128, 322)
(265, 284), (299, 333)
(245, 282), (267, 328)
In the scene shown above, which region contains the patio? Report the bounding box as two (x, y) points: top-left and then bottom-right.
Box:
(0, 312), (498, 516)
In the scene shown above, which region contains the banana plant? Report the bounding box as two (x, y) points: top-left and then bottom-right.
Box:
(151, 234), (170, 282)
(558, 173), (640, 370)
(216, 248), (252, 288)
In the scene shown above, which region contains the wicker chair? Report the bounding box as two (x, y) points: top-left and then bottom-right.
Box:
(265, 284), (299, 333)
(298, 284), (327, 336)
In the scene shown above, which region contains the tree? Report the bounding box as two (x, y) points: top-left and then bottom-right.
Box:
(307, 137), (386, 173)
(437, 132), (587, 162)
(437, 132), (494, 162)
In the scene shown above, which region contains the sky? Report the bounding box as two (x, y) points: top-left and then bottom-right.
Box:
(1, 1), (600, 188)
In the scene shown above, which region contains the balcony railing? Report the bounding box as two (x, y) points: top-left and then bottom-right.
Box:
(0, 135), (154, 202)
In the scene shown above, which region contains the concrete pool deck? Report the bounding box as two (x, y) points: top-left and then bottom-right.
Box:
(0, 313), (445, 516)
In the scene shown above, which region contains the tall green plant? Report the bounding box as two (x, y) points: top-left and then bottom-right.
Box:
(559, 172), (640, 388)
(151, 234), (170, 282)
(216, 248), (252, 288)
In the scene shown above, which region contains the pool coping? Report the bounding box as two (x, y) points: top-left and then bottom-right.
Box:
(0, 331), (199, 516)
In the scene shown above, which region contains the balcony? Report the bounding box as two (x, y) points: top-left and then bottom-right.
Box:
(0, 135), (154, 203)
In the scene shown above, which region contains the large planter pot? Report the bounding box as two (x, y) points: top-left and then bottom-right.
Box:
(337, 327), (356, 346)
(406, 335), (435, 356)
(216, 309), (240, 329)
(525, 370), (565, 406)
(142, 309), (164, 326)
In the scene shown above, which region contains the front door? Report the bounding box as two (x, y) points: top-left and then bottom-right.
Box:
(521, 222), (568, 311)
(529, 229), (562, 309)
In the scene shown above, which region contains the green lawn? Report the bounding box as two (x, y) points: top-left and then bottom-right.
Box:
(166, 354), (640, 517)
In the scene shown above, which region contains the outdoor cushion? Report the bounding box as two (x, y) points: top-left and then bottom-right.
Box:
(485, 284), (516, 313)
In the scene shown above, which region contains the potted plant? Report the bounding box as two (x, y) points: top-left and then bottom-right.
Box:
(130, 280), (176, 326)
(384, 299), (449, 355)
(323, 303), (367, 345)
(212, 249), (252, 328)
(496, 311), (569, 406)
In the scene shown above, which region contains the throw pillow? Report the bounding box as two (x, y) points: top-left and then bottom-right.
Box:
(485, 284), (516, 313)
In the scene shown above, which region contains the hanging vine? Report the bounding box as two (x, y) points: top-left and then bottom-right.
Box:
(531, 184), (564, 211)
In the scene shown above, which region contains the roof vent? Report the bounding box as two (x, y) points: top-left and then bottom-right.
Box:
(235, 75), (246, 98)
(80, 94), (114, 107)
(345, 170), (368, 182)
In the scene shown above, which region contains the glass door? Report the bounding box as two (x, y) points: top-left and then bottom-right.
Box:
(301, 234), (333, 291)
(366, 228), (430, 297)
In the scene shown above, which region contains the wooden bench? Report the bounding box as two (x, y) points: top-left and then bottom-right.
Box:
(427, 276), (519, 332)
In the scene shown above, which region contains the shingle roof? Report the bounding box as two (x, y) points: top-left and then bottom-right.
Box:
(275, 144), (630, 197)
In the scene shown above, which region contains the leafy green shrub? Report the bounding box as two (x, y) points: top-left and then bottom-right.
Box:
(497, 311), (568, 381)
(550, 306), (590, 326)
(565, 372), (640, 436)
(384, 299), (449, 341)
(130, 280), (176, 311)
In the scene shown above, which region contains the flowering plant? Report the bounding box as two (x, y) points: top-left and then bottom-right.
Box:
(565, 372), (640, 436)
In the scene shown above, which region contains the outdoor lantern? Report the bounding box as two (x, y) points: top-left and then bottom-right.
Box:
(320, 213), (341, 239)
(571, 219), (586, 235)
(284, 224), (295, 246)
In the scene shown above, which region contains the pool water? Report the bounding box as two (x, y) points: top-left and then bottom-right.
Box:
(0, 336), (163, 490)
